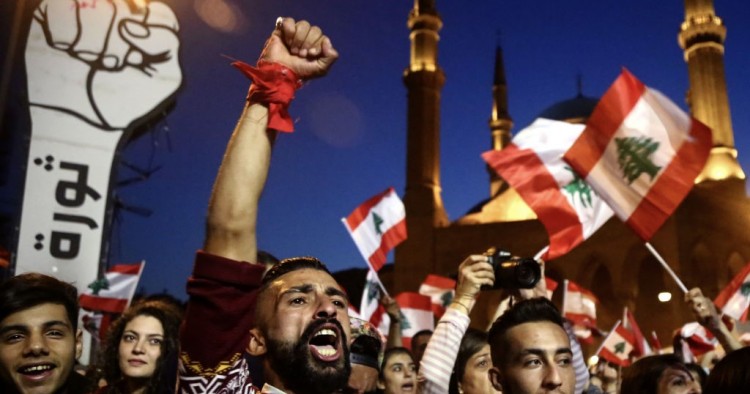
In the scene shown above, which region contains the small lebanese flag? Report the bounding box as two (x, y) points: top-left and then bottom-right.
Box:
(597, 320), (636, 367)
(483, 118), (614, 260)
(419, 274), (456, 319)
(563, 69), (712, 241)
(343, 188), (407, 271)
(562, 280), (599, 344)
(623, 308), (652, 357)
(714, 261), (750, 321)
(678, 322), (717, 357)
(374, 292), (434, 349)
(79, 261), (145, 314)
(360, 269), (384, 323)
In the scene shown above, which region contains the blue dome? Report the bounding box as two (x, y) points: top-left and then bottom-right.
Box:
(537, 95), (599, 122)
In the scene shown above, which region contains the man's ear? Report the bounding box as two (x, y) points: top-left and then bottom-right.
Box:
(376, 378), (386, 391)
(488, 366), (504, 392)
(247, 328), (267, 356)
(74, 329), (83, 359)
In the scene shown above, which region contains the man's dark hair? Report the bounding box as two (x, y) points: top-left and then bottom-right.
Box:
(704, 347), (750, 394)
(261, 256), (332, 287)
(257, 250), (280, 268)
(411, 330), (433, 347)
(487, 297), (565, 365)
(0, 273), (79, 330)
(621, 354), (690, 394)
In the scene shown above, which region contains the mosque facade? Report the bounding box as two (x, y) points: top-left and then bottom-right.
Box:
(393, 0), (750, 347)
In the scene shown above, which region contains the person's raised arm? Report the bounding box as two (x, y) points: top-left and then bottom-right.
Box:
(203, 18), (338, 262)
(686, 287), (743, 352)
(420, 254), (494, 393)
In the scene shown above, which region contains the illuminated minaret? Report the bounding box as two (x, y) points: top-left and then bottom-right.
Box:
(678, 0), (745, 181)
(488, 45), (513, 196)
(395, 0), (447, 291)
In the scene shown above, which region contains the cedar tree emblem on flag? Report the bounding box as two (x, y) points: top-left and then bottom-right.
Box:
(563, 69), (712, 241)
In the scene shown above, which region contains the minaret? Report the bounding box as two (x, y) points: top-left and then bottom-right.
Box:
(678, 0), (745, 181)
(488, 46), (513, 196)
(395, 0), (447, 292)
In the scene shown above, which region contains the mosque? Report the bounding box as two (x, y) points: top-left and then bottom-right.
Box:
(390, 0), (750, 347)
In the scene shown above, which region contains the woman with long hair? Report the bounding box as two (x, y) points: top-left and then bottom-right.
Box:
(97, 300), (182, 394)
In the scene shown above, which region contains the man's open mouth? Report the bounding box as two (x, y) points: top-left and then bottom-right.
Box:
(401, 381), (415, 392)
(308, 325), (342, 361)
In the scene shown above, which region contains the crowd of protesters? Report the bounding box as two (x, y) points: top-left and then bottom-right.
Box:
(2, 16), (750, 394)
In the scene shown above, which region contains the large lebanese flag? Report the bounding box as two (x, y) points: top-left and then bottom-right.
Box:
(483, 119), (614, 260)
(714, 261), (750, 321)
(343, 188), (407, 271)
(563, 69), (712, 241)
(597, 320), (636, 367)
(79, 261), (144, 313)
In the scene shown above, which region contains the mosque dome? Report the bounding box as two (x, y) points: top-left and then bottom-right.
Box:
(537, 94), (599, 124)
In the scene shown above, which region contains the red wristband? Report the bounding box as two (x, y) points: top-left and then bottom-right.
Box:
(232, 60), (303, 133)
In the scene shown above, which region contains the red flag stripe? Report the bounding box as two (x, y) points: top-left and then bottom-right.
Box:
(566, 69), (646, 178)
(624, 118), (712, 239)
(345, 187), (395, 230)
(483, 145), (583, 260)
(367, 218), (406, 271)
(422, 274), (456, 289)
(108, 263), (142, 275)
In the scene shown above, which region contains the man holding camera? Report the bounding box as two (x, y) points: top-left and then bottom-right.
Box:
(419, 249), (587, 394)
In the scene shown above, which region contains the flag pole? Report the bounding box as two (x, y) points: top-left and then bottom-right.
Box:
(341, 218), (391, 298)
(368, 267), (391, 299)
(644, 242), (688, 293)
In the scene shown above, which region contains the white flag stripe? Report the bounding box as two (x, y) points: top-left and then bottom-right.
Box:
(347, 192), (405, 261)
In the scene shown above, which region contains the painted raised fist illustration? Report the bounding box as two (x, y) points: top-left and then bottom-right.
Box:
(25, 0), (182, 130)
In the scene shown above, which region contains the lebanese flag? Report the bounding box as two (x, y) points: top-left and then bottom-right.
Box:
(483, 118), (614, 261)
(713, 261), (750, 321)
(597, 320), (636, 367)
(563, 69), (712, 241)
(360, 269), (385, 323)
(562, 279), (599, 343)
(79, 262), (144, 313)
(623, 308), (653, 357)
(677, 322), (717, 357)
(374, 292), (434, 348)
(343, 188), (407, 271)
(418, 274), (456, 319)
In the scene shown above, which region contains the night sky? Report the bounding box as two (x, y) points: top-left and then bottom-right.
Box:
(102, 0), (750, 299)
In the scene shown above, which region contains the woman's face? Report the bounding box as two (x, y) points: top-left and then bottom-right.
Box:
(378, 352), (417, 394)
(460, 344), (502, 394)
(656, 366), (701, 394)
(118, 315), (164, 380)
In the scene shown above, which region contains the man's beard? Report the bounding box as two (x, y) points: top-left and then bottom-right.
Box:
(266, 317), (351, 394)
